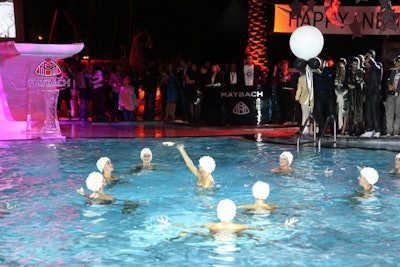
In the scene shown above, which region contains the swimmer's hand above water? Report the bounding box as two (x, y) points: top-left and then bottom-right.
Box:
(157, 216), (171, 225)
(76, 187), (85, 195)
(284, 217), (299, 226)
(324, 168), (334, 175)
(162, 142), (175, 147)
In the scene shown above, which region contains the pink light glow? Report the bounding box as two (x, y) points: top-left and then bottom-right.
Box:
(14, 43), (84, 56)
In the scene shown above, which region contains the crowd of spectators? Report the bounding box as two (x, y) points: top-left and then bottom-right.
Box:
(55, 48), (400, 138)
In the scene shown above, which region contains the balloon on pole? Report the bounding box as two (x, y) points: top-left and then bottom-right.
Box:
(289, 26), (324, 61)
(289, 26), (324, 109)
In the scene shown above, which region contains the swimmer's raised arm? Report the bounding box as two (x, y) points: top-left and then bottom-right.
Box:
(176, 144), (198, 176)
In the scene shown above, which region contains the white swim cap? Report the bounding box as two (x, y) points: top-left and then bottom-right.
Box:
(199, 156), (216, 173)
(360, 167), (379, 185)
(396, 153), (400, 159)
(252, 181), (270, 200)
(86, 172), (105, 192)
(217, 199), (236, 222)
(280, 151), (293, 166)
(96, 157), (111, 172)
(140, 148), (152, 160)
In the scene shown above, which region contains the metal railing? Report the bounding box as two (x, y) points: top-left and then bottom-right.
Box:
(317, 115), (337, 152)
(297, 114), (337, 152)
(296, 115), (316, 151)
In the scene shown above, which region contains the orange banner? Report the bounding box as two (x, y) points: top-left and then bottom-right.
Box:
(274, 4), (400, 35)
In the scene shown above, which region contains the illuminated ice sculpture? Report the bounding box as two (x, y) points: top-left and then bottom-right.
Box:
(0, 41), (84, 140)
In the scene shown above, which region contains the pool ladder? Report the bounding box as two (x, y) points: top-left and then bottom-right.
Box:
(297, 115), (337, 152)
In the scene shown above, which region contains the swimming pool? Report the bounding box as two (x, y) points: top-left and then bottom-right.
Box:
(1, 137), (399, 266)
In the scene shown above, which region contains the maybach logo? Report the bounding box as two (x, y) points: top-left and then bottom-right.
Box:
(34, 58), (62, 77)
(233, 101), (250, 116)
(221, 90), (263, 116)
(28, 58), (70, 88)
(220, 91), (263, 98)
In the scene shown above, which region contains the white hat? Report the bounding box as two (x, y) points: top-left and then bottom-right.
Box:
(360, 167), (379, 185)
(395, 153), (400, 159)
(281, 151), (293, 166)
(140, 148), (152, 160)
(252, 181), (270, 200)
(217, 199), (236, 222)
(199, 156), (216, 173)
(86, 172), (105, 192)
(96, 157), (111, 172)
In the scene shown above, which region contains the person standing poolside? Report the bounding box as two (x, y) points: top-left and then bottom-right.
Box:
(358, 167), (379, 193)
(118, 75), (138, 121)
(295, 71), (314, 135)
(97, 157), (119, 182)
(271, 151), (294, 173)
(389, 153), (400, 174)
(176, 144), (215, 188)
(384, 56), (400, 137)
(158, 198), (298, 234)
(335, 58), (349, 135)
(360, 50), (383, 138)
(76, 172), (114, 202)
(344, 57), (365, 136)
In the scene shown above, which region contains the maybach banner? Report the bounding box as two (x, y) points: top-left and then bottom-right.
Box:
(274, 4), (400, 35)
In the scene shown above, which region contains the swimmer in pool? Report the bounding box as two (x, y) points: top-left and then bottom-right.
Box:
(270, 151), (294, 173)
(389, 153), (400, 175)
(158, 198), (298, 233)
(237, 181), (280, 210)
(131, 148), (159, 170)
(97, 156), (119, 182)
(237, 181), (314, 211)
(357, 167), (379, 193)
(76, 172), (115, 202)
(121, 147), (174, 178)
(176, 144), (215, 188)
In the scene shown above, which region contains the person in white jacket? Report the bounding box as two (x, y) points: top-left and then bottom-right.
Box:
(295, 71), (314, 135)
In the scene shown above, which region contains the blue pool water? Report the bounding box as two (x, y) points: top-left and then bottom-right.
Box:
(1, 137), (400, 266)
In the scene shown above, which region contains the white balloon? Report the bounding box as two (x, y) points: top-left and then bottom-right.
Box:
(289, 26), (324, 60)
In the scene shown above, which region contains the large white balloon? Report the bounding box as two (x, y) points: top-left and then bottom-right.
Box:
(289, 26), (324, 60)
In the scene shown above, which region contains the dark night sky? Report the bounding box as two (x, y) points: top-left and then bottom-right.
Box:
(22, 0), (250, 64)
(20, 0), (400, 67)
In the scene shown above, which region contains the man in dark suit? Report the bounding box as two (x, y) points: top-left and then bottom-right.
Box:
(224, 62), (244, 87)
